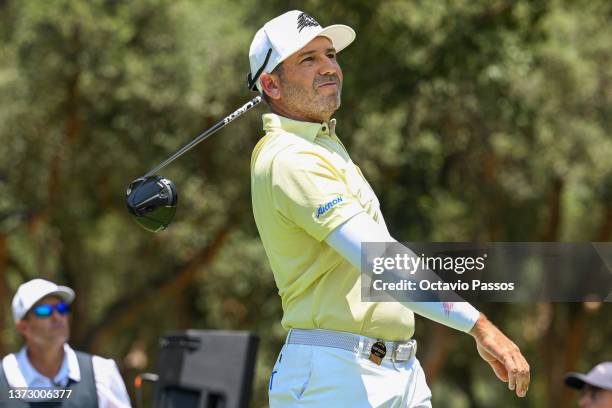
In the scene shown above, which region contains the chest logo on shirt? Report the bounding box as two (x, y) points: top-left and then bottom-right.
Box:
(316, 196), (343, 218)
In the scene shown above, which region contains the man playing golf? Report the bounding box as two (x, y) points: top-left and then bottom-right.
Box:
(249, 10), (530, 407)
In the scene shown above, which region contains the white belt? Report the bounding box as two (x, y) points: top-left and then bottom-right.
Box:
(286, 328), (417, 362)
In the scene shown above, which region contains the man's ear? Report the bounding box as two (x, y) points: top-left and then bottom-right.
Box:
(15, 320), (28, 338)
(259, 72), (281, 100)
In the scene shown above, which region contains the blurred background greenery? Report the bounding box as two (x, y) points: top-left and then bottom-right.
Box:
(1, 0), (611, 407)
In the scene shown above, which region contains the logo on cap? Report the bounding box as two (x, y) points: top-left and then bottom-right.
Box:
(297, 12), (320, 33)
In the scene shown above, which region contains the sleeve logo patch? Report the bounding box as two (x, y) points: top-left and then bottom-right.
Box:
(316, 196), (343, 218)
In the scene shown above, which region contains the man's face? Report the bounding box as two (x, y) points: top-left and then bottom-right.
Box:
(264, 36), (343, 123)
(579, 385), (612, 408)
(16, 296), (70, 348)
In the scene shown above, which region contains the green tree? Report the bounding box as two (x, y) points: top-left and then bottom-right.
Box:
(1, 1), (610, 406)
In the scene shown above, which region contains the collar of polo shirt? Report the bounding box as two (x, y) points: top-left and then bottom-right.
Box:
(262, 113), (336, 142)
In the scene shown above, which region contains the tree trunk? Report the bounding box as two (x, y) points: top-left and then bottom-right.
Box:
(540, 178), (564, 241)
(540, 304), (589, 408)
(596, 203), (612, 241)
(0, 234), (9, 356)
(421, 324), (456, 383)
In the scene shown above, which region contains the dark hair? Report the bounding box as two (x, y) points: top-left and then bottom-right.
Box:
(261, 63), (284, 105)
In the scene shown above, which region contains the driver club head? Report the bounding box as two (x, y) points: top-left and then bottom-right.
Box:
(126, 175), (178, 232)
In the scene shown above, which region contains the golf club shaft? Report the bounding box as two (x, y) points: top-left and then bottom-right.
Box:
(143, 95), (262, 178)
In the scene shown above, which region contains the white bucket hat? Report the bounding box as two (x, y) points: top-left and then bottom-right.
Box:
(12, 278), (75, 321)
(247, 10), (356, 92)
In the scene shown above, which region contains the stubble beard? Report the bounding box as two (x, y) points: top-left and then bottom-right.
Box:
(281, 77), (342, 122)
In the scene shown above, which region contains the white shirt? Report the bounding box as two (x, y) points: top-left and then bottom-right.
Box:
(2, 344), (132, 408)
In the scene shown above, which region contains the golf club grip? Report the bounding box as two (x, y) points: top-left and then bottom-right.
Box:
(143, 95), (262, 178)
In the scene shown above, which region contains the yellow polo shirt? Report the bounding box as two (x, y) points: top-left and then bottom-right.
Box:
(251, 113), (415, 341)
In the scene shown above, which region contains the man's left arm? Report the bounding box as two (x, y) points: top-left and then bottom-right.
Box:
(325, 212), (530, 397)
(326, 212), (480, 331)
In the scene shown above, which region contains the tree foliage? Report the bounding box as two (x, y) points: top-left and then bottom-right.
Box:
(1, 1), (611, 406)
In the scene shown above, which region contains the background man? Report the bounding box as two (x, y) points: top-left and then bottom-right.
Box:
(250, 10), (530, 407)
(0, 278), (132, 407)
(566, 362), (612, 408)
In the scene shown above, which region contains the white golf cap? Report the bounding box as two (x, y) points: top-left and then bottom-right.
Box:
(565, 362), (612, 391)
(12, 278), (75, 321)
(247, 10), (356, 92)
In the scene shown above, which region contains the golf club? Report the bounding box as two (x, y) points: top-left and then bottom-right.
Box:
(126, 95), (262, 232)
